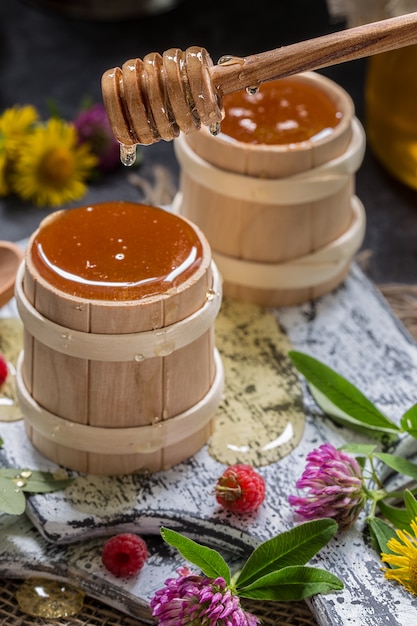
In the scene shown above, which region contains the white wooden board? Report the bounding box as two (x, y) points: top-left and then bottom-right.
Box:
(1, 263), (417, 625)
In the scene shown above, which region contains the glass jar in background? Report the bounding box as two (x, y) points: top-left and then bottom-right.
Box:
(365, 45), (417, 190)
(326, 0), (417, 190)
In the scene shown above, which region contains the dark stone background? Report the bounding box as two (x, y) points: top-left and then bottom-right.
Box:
(1, 0), (417, 285)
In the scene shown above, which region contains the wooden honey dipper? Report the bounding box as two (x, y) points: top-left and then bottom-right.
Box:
(102, 11), (417, 156)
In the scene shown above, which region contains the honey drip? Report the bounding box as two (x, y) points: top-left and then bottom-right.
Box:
(16, 579), (84, 618)
(31, 202), (203, 301)
(220, 77), (342, 145)
(119, 143), (137, 166)
(210, 299), (305, 467)
(101, 46), (223, 147)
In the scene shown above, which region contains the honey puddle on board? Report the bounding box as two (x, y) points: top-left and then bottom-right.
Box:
(209, 299), (305, 467)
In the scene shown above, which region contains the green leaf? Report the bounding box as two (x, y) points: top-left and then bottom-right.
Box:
(288, 351), (399, 433)
(374, 453), (417, 480)
(235, 519), (338, 588)
(237, 565), (343, 601)
(339, 443), (377, 456)
(0, 469), (28, 477)
(310, 387), (397, 434)
(46, 98), (61, 119)
(79, 95), (94, 111)
(367, 517), (397, 555)
(400, 404), (417, 437)
(22, 473), (73, 493)
(310, 386), (400, 443)
(0, 469), (73, 493)
(160, 527), (231, 583)
(377, 500), (412, 531)
(0, 477), (26, 515)
(404, 489), (417, 521)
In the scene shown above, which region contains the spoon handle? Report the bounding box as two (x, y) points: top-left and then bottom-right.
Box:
(102, 12), (417, 146)
(211, 11), (417, 95)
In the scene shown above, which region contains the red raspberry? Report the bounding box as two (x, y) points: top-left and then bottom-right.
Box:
(215, 464), (266, 514)
(0, 355), (8, 387)
(101, 533), (148, 577)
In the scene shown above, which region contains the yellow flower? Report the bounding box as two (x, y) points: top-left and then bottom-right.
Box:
(0, 105), (38, 158)
(0, 148), (9, 196)
(381, 518), (417, 595)
(11, 117), (98, 207)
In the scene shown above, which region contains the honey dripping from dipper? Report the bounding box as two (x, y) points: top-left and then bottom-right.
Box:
(112, 52), (259, 163)
(101, 15), (417, 154)
(101, 47), (234, 160)
(108, 52), (341, 164)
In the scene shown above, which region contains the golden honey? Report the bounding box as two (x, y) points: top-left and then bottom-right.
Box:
(365, 47), (417, 191)
(31, 201), (203, 300)
(220, 77), (343, 145)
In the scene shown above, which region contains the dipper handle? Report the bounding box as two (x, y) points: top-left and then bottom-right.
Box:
(102, 11), (417, 147)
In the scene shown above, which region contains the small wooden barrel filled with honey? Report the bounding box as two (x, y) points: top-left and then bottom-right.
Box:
(174, 71), (366, 307)
(15, 201), (223, 476)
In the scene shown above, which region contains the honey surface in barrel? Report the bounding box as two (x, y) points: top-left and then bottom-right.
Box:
(30, 201), (203, 301)
(220, 77), (343, 145)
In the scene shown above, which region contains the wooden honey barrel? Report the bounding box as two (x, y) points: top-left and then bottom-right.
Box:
(15, 201), (223, 476)
(174, 71), (366, 307)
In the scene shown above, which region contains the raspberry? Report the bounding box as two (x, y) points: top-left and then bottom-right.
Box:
(101, 533), (148, 577)
(0, 355), (8, 387)
(215, 464), (266, 514)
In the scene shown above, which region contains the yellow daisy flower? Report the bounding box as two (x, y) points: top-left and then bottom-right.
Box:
(0, 105), (38, 158)
(0, 148), (9, 196)
(381, 518), (417, 595)
(11, 117), (98, 207)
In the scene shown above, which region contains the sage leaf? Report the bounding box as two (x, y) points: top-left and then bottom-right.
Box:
(404, 489), (417, 521)
(400, 404), (417, 438)
(237, 565), (343, 601)
(160, 527), (231, 583)
(0, 469), (73, 493)
(377, 500), (412, 531)
(367, 517), (397, 555)
(0, 469), (20, 477)
(0, 476), (26, 515)
(288, 351), (399, 433)
(235, 519), (337, 588)
(374, 453), (417, 480)
(340, 443), (377, 456)
(21, 473), (73, 493)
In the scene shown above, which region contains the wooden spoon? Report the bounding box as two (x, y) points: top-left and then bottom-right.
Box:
(0, 241), (24, 309)
(102, 11), (417, 147)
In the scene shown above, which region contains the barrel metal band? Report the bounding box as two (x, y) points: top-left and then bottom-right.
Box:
(174, 117), (365, 205)
(16, 349), (224, 455)
(211, 196), (365, 290)
(15, 261), (222, 361)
